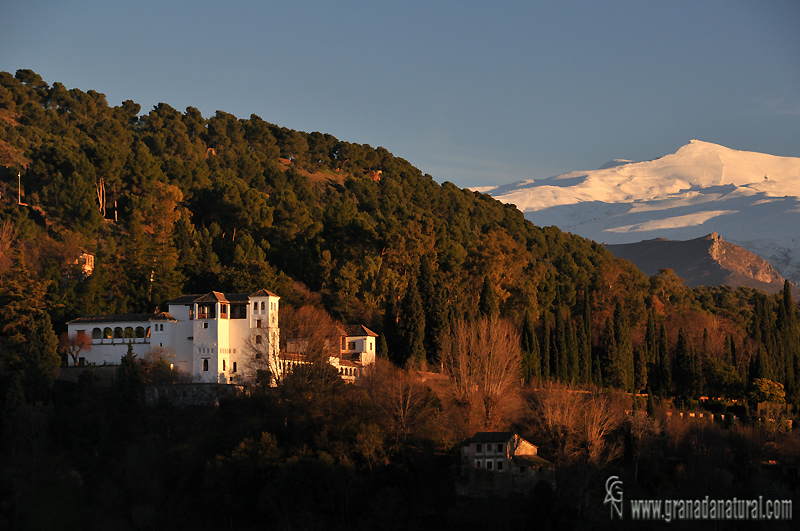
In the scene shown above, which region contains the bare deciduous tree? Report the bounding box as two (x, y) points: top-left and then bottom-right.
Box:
(365, 360), (437, 449)
(439, 316), (522, 429)
(529, 382), (623, 466)
(239, 304), (341, 387)
(239, 328), (281, 387)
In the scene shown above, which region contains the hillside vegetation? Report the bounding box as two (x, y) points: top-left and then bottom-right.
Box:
(0, 69), (799, 406)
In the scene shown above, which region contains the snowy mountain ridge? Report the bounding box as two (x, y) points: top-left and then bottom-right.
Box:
(481, 140), (800, 284)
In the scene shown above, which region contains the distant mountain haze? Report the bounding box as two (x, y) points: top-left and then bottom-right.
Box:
(481, 140), (800, 284)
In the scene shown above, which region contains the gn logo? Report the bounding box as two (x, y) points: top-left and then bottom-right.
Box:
(604, 476), (623, 519)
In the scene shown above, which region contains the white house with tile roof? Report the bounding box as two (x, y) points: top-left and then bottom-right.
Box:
(66, 289), (375, 384)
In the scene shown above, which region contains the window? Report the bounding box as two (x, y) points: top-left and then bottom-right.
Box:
(255, 335), (263, 345)
(253, 302), (258, 313)
(497, 460), (503, 471)
(369, 342), (372, 351)
(222, 360), (226, 371)
(135, 326), (145, 338)
(475, 459), (482, 468)
(232, 362), (237, 373)
(486, 460), (493, 470)
(104, 327), (113, 339)
(125, 326), (134, 338)
(497, 443), (504, 453)
(347, 342), (356, 350)
(475, 444), (482, 454)
(231, 304), (247, 319)
(114, 327), (123, 339)
(203, 359), (209, 371)
(203, 322), (209, 329)
(256, 319), (262, 328)
(92, 328), (102, 340)
(261, 302), (265, 311)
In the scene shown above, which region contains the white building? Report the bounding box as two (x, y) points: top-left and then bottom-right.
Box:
(66, 289), (376, 384)
(68, 290), (280, 383)
(332, 325), (378, 381)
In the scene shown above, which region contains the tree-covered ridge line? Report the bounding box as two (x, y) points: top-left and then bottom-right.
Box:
(1, 69), (799, 407)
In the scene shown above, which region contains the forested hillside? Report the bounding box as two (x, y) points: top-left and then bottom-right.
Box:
(1, 69), (798, 406)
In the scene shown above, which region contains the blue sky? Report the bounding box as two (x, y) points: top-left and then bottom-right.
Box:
(2, 0), (799, 187)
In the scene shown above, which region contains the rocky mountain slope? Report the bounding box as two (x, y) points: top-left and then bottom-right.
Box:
(480, 140), (800, 284)
(604, 233), (787, 293)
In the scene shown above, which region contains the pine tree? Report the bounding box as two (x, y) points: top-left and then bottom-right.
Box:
(0, 252), (60, 401)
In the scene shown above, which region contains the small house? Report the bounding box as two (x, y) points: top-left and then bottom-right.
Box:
(458, 432), (553, 496)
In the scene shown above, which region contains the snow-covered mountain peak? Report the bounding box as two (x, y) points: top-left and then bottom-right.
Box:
(483, 141), (800, 283)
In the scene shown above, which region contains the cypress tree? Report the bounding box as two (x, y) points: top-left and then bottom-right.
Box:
(478, 275), (499, 318)
(577, 317), (591, 384)
(567, 319), (580, 383)
(521, 309), (536, 353)
(613, 302), (634, 392)
(580, 293), (593, 384)
(115, 344), (143, 412)
(520, 309), (541, 384)
(602, 317), (623, 388)
(382, 290), (400, 364)
(673, 328), (694, 399)
(634, 345), (647, 393)
(400, 274), (426, 367)
(418, 255), (446, 363)
(778, 281), (798, 399)
(541, 316), (551, 380)
(555, 308), (568, 381)
(658, 323), (671, 396)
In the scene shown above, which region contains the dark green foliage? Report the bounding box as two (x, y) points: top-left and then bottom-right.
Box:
(673, 328), (698, 400)
(633, 345), (647, 393)
(613, 302), (634, 392)
(478, 275), (498, 318)
(418, 255), (447, 363)
(520, 309), (541, 384)
(114, 345), (143, 411)
(1, 69), (799, 401)
(399, 274), (426, 367)
(540, 316), (551, 380)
